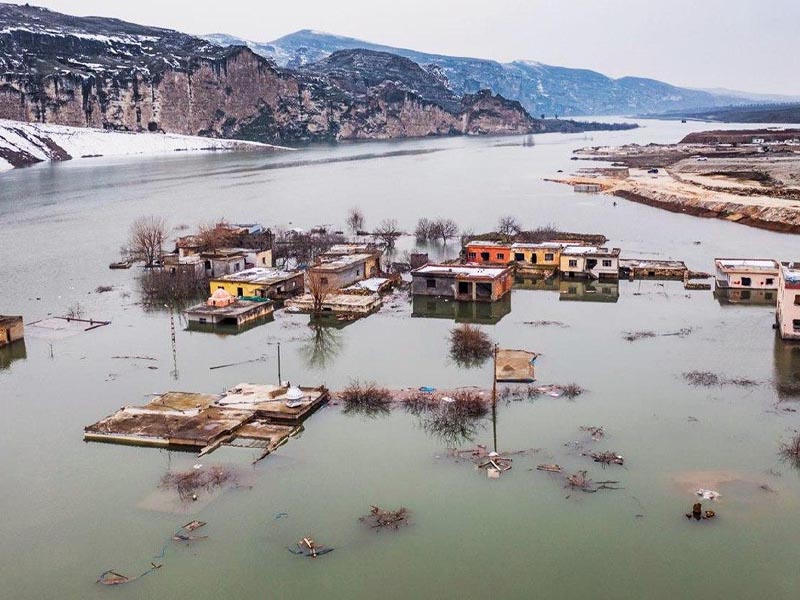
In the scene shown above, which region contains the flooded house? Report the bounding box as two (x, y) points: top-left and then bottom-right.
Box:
(309, 253), (380, 289)
(199, 249), (247, 278)
(210, 268), (304, 303)
(464, 241), (513, 265)
(411, 264), (513, 302)
(619, 258), (689, 280)
(511, 242), (565, 271)
(714, 259), (780, 290)
(776, 262), (800, 341)
(185, 289), (274, 329)
(0, 315), (24, 347)
(285, 292), (382, 317)
(559, 246), (621, 280)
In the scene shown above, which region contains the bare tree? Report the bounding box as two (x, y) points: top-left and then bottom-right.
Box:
(415, 218), (433, 242)
(374, 218), (400, 249)
(459, 228), (475, 246)
(197, 219), (236, 255)
(497, 216), (521, 240)
(128, 216), (167, 267)
(432, 218), (458, 245)
(346, 207), (365, 234)
(307, 269), (334, 316)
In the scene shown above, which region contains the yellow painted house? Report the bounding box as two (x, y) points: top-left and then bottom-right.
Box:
(210, 268), (305, 303)
(510, 243), (565, 270)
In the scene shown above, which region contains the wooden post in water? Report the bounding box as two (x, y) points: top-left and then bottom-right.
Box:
(277, 342), (282, 384)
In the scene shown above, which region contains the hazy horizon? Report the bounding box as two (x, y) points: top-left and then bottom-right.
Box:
(10, 0), (800, 96)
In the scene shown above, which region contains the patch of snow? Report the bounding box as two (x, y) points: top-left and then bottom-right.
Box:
(0, 119), (292, 173)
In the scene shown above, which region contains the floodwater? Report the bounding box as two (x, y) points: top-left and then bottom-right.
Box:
(2, 119), (800, 599)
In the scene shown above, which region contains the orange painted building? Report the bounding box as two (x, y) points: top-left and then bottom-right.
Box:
(464, 241), (513, 265)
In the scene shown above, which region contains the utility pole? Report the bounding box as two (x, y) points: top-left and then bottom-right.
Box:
(277, 342), (282, 384)
(492, 344), (498, 452)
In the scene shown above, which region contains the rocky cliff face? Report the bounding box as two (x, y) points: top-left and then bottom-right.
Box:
(0, 4), (537, 142)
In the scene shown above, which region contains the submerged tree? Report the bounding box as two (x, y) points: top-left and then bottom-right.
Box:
(346, 207), (365, 234)
(127, 215), (167, 267)
(306, 269), (334, 317)
(374, 218), (400, 249)
(449, 324), (494, 367)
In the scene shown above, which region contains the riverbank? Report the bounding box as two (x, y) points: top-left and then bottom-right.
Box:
(549, 141), (800, 233)
(0, 119), (291, 172)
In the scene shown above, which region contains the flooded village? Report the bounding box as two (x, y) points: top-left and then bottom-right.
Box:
(3, 121), (800, 598)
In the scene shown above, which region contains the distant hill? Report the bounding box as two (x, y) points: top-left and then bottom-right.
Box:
(655, 103), (800, 124)
(203, 29), (791, 117)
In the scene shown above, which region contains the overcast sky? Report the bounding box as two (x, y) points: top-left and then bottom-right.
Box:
(27, 0), (800, 95)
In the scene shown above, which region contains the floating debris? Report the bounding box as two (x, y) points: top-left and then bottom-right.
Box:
(360, 505), (410, 531)
(683, 371), (759, 387)
(696, 488), (721, 501)
(580, 425), (605, 440)
(584, 451), (625, 466)
(477, 451), (513, 478)
(537, 464), (562, 473)
(172, 520), (208, 542)
(623, 328), (693, 342)
(288, 536), (334, 557)
(565, 470), (622, 493)
(523, 320), (568, 328)
(685, 502), (716, 521)
(97, 563), (162, 586)
(622, 330), (657, 342)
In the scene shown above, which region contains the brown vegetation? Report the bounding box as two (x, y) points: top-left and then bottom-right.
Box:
(160, 466), (236, 501)
(360, 506), (410, 531)
(562, 383), (585, 399)
(449, 324), (493, 366)
(339, 380), (393, 416)
(683, 371), (759, 387)
(779, 431), (800, 468)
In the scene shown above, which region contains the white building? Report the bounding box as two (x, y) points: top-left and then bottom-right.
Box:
(776, 262), (800, 341)
(714, 259), (779, 290)
(559, 246), (620, 280)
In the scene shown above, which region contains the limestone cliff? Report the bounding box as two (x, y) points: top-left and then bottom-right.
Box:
(0, 4), (538, 143)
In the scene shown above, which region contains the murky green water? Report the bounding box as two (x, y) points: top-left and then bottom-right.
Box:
(2, 119), (800, 599)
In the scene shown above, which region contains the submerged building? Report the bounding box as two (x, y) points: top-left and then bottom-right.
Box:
(210, 268), (304, 303)
(714, 259), (779, 290)
(559, 246), (620, 280)
(411, 264), (513, 302)
(777, 262), (800, 341)
(510, 242), (565, 271)
(464, 241), (513, 265)
(309, 253), (381, 290)
(185, 289), (274, 329)
(0, 315), (24, 347)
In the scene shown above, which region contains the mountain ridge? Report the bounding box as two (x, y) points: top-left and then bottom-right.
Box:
(203, 29), (794, 117)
